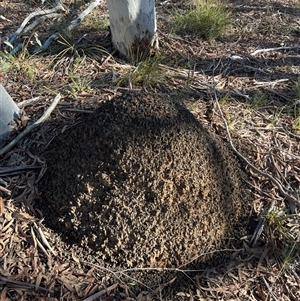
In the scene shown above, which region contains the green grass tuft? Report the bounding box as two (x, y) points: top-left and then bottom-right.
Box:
(293, 106), (300, 131)
(266, 208), (300, 269)
(294, 78), (300, 100)
(119, 54), (164, 86)
(172, 0), (231, 40)
(247, 93), (269, 110)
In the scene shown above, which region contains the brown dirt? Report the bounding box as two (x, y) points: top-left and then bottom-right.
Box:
(38, 91), (251, 269)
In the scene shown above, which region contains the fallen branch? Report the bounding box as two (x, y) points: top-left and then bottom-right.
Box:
(7, 3), (66, 45)
(250, 45), (300, 56)
(34, 0), (104, 54)
(0, 94), (62, 157)
(20, 13), (62, 36)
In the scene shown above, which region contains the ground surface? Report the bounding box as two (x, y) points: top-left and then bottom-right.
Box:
(0, 0), (300, 300)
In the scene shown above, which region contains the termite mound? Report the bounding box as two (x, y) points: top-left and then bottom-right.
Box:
(39, 92), (251, 268)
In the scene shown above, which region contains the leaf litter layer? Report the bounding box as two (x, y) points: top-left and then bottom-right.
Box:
(0, 0), (300, 300)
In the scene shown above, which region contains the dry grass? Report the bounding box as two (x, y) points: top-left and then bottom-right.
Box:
(0, 0), (300, 300)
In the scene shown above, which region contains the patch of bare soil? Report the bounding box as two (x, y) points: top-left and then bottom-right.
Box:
(38, 92), (252, 269)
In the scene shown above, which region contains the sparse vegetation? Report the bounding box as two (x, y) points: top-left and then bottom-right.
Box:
(266, 208), (300, 269)
(271, 106), (284, 126)
(120, 54), (164, 86)
(93, 17), (110, 30)
(172, 0), (231, 39)
(292, 80), (300, 130)
(294, 79), (300, 100)
(0, 53), (13, 72)
(130, 55), (165, 86)
(68, 72), (91, 97)
(0, 51), (38, 82)
(248, 92), (269, 109)
(293, 106), (300, 131)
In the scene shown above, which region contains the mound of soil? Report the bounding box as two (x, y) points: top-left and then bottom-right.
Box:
(39, 92), (251, 268)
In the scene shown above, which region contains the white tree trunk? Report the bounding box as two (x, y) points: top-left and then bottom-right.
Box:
(0, 85), (20, 148)
(106, 0), (157, 62)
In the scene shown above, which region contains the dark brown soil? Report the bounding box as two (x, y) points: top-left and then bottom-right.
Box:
(38, 92), (252, 269)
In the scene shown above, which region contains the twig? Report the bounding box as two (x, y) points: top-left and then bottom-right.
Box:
(67, 0), (103, 31)
(0, 277), (53, 293)
(61, 108), (94, 113)
(0, 94), (62, 157)
(34, 222), (56, 256)
(285, 129), (300, 140)
(250, 45), (300, 56)
(262, 276), (279, 301)
(34, 0), (103, 54)
(0, 185), (11, 195)
(17, 97), (41, 109)
(31, 226), (50, 257)
(253, 78), (289, 88)
(81, 262), (153, 291)
(212, 89), (300, 208)
(0, 165), (42, 176)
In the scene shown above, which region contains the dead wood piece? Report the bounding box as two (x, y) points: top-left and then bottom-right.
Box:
(21, 13), (62, 36)
(0, 94), (62, 157)
(34, 0), (104, 54)
(17, 97), (41, 109)
(250, 45), (300, 56)
(7, 3), (66, 45)
(34, 222), (56, 256)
